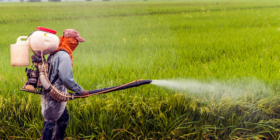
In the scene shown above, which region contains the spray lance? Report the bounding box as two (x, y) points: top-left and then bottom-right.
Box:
(11, 27), (152, 102)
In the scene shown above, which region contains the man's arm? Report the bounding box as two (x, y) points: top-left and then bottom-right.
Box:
(58, 53), (84, 95)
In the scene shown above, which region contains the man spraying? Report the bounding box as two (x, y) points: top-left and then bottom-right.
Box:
(41, 29), (89, 140)
(15, 27), (152, 139)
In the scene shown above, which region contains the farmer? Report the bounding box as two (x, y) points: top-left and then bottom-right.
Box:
(41, 29), (89, 140)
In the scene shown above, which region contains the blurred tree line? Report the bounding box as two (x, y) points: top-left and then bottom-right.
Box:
(26, 0), (61, 2)
(25, 0), (112, 2)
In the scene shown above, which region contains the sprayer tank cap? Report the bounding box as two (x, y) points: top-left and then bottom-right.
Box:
(37, 27), (57, 34)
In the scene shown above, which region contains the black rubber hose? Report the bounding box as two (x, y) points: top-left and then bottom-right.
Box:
(73, 80), (152, 96)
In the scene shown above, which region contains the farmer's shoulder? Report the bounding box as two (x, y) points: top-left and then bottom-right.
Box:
(55, 51), (70, 59)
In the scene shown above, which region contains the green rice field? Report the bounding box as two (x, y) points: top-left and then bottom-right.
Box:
(2, 0), (280, 139)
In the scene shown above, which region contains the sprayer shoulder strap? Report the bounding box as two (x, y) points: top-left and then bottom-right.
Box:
(47, 54), (58, 84)
(51, 74), (59, 85)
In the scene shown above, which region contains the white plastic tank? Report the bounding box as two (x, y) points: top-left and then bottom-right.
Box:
(10, 36), (30, 66)
(29, 27), (59, 55)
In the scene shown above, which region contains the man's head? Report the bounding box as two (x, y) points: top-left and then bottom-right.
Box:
(52, 29), (85, 65)
(63, 29), (85, 42)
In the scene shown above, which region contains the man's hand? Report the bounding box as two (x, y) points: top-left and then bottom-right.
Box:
(81, 90), (89, 97)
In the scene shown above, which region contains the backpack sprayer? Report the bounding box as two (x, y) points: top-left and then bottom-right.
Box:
(10, 27), (152, 102)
